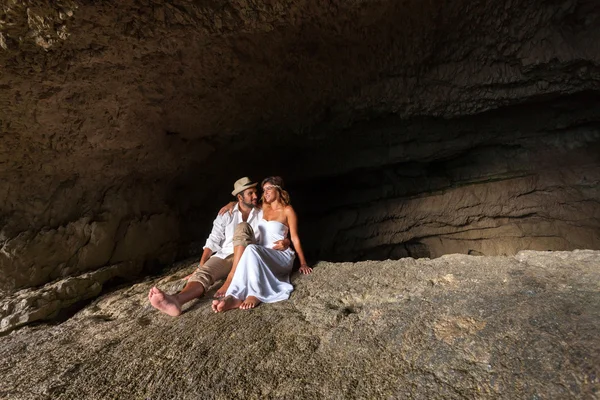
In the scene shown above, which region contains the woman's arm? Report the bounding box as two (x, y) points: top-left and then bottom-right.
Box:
(218, 201), (236, 216)
(285, 206), (312, 274)
(218, 200), (264, 216)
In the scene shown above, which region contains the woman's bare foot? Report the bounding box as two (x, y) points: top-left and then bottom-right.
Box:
(240, 296), (261, 310)
(148, 287), (182, 317)
(214, 295), (242, 313)
(211, 299), (221, 313)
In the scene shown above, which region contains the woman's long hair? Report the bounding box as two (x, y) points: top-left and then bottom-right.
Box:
(261, 176), (291, 206)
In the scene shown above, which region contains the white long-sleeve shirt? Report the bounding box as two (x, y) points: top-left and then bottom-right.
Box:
(203, 204), (262, 259)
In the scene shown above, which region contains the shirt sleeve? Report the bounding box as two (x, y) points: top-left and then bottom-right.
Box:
(203, 214), (228, 253)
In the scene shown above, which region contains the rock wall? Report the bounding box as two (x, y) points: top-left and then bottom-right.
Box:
(292, 94), (600, 261)
(0, 180), (181, 291)
(1, 0), (600, 294)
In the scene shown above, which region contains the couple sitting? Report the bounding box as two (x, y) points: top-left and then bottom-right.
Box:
(148, 176), (311, 316)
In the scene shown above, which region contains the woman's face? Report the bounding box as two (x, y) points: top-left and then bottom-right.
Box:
(262, 184), (279, 203)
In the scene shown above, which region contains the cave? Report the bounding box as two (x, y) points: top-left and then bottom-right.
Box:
(1, 1), (599, 398)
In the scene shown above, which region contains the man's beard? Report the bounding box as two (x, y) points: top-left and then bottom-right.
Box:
(242, 200), (256, 209)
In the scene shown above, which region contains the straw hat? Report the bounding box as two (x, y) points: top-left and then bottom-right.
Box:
(231, 177), (258, 196)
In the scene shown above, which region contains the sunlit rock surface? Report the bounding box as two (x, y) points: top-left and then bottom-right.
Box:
(1, 251), (598, 399)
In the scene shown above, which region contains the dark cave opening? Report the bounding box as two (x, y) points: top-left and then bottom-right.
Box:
(171, 91), (600, 264)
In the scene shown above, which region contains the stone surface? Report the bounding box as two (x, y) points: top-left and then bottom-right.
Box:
(0, 260), (142, 334)
(1, 0), (600, 301)
(0, 251), (598, 399)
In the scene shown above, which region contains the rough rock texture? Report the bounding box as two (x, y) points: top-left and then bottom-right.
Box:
(1, 251), (599, 399)
(0, 260), (142, 334)
(1, 0), (600, 305)
(289, 95), (600, 261)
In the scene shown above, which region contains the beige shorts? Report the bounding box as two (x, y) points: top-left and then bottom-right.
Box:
(188, 222), (256, 290)
(188, 255), (234, 290)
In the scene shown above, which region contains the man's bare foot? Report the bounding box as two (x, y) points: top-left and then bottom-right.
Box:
(214, 280), (232, 298)
(148, 287), (182, 317)
(240, 296), (261, 310)
(214, 295), (242, 313)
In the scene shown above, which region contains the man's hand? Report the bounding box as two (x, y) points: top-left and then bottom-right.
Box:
(183, 264), (202, 280)
(218, 202), (236, 216)
(272, 238), (291, 251)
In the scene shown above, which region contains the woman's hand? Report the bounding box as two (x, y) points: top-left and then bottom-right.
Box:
(272, 238), (291, 251)
(218, 202), (236, 216)
(299, 264), (313, 274)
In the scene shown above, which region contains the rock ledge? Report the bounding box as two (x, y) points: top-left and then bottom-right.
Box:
(1, 251), (598, 399)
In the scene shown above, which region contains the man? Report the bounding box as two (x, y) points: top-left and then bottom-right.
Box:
(148, 177), (288, 316)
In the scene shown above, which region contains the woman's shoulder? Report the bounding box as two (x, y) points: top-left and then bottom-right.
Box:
(283, 204), (296, 214)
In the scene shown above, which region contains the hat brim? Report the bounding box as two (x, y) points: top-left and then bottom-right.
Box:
(232, 182), (258, 196)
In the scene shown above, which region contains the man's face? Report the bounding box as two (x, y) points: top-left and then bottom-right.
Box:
(240, 187), (258, 208)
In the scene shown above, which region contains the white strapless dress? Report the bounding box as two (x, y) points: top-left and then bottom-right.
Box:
(225, 219), (296, 303)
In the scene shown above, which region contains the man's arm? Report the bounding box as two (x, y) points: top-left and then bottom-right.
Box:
(198, 247), (213, 267)
(184, 218), (223, 280)
(203, 213), (228, 254)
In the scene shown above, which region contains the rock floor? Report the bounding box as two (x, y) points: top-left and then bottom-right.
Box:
(1, 250), (599, 399)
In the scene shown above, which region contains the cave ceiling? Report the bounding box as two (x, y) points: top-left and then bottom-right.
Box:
(1, 0), (599, 181)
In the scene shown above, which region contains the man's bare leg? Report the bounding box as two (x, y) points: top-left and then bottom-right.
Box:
(149, 281), (205, 317)
(176, 281), (206, 303)
(215, 245), (246, 298)
(240, 296), (261, 310)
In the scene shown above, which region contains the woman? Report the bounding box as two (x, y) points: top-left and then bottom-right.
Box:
(212, 176), (311, 312)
